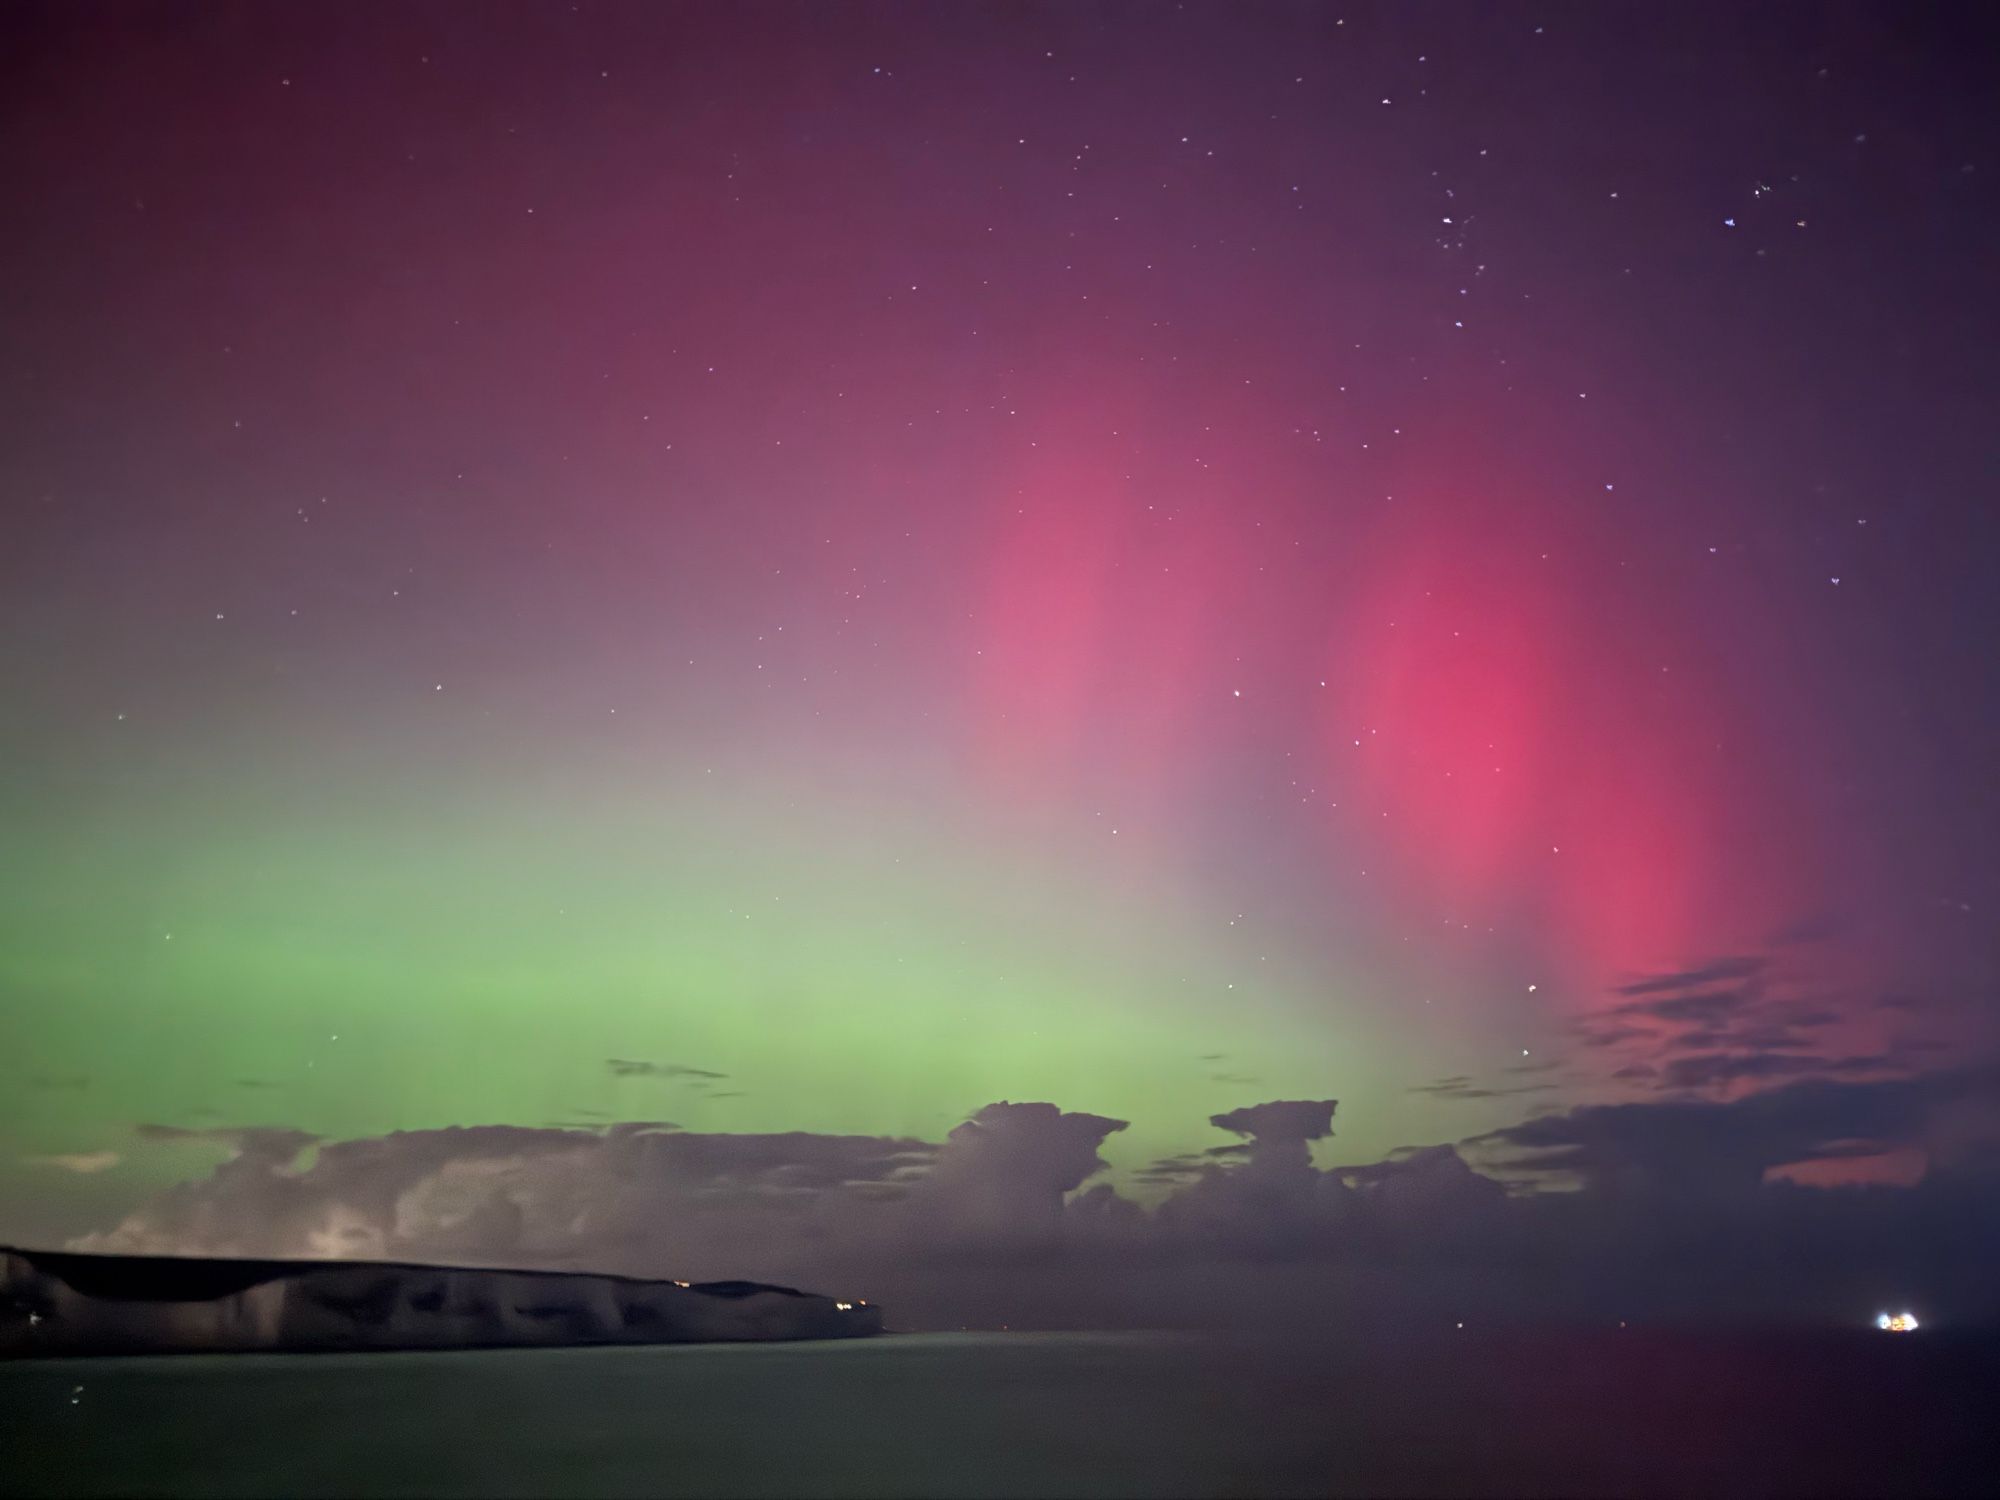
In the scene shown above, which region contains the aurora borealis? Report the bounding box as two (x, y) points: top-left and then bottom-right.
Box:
(3, 2), (1997, 1274)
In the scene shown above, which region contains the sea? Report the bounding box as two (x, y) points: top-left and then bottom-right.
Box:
(4, 1327), (1997, 1498)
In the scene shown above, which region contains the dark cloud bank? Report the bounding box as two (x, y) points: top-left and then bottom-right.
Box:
(61, 1064), (2000, 1333)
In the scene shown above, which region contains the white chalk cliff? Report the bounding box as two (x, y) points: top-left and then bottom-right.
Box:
(1, 1247), (882, 1356)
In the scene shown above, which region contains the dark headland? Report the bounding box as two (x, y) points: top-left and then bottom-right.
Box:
(1, 1246), (882, 1357)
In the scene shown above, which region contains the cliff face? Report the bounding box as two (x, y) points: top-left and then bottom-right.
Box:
(0, 1248), (882, 1356)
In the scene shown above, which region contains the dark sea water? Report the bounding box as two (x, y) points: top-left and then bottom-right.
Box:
(4, 1327), (1997, 1498)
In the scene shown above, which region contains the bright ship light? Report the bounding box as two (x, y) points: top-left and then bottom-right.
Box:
(1875, 1311), (1919, 1333)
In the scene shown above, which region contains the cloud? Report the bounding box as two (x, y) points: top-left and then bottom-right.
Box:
(1410, 1067), (1560, 1101)
(1567, 953), (1957, 1107)
(132, 1123), (321, 1158)
(1613, 957), (1768, 997)
(914, 1101), (1127, 1250)
(543, 1118), (680, 1133)
(1210, 1100), (1336, 1145)
(25, 1151), (120, 1174)
(606, 1059), (728, 1081)
(1571, 1022), (1653, 1050)
(1408, 1078), (1557, 1102)
(37, 1070), (2000, 1331)
(1333, 1145), (1510, 1233)
(75, 1117), (939, 1270)
(1472, 1065), (2000, 1195)
(1656, 1051), (1893, 1092)
(1618, 986), (1758, 1026)
(1133, 1152), (1208, 1185)
(64, 1103), (1124, 1277)
(1408, 1078), (1475, 1097)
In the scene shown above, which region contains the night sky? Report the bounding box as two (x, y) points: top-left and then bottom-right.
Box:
(4, 3), (1997, 1322)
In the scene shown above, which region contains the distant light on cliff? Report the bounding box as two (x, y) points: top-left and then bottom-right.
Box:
(1875, 1311), (1919, 1333)
(835, 1301), (854, 1311)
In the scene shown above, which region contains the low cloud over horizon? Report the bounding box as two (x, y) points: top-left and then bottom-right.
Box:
(32, 1064), (2000, 1333)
